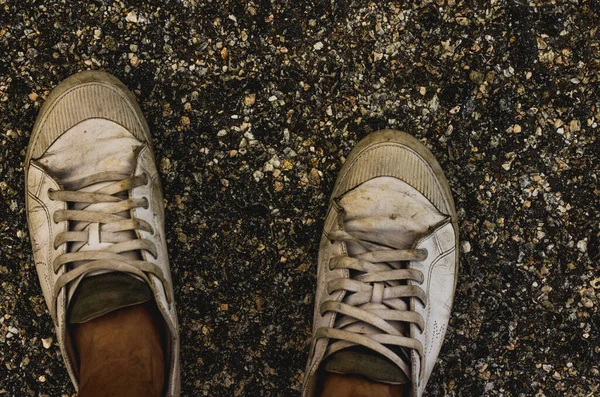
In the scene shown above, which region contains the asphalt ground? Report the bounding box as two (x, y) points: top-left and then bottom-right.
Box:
(0, 1), (599, 396)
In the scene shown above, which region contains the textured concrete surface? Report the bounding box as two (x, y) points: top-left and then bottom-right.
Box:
(1, 1), (599, 396)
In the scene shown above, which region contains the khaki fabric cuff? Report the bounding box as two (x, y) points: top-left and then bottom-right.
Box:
(67, 272), (153, 324)
(323, 346), (410, 385)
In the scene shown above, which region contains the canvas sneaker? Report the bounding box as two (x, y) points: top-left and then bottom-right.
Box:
(25, 71), (180, 395)
(302, 129), (458, 397)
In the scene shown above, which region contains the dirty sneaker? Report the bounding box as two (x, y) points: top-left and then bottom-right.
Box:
(302, 130), (458, 397)
(25, 71), (180, 395)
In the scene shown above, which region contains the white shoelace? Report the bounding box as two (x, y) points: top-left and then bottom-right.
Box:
(48, 172), (170, 319)
(316, 221), (428, 381)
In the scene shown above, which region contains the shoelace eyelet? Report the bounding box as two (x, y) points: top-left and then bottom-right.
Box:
(47, 188), (55, 200)
(142, 197), (150, 209)
(142, 172), (150, 185)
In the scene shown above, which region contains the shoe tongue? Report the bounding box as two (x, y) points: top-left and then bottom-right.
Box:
(35, 119), (143, 260)
(69, 180), (139, 257)
(330, 177), (447, 383)
(323, 346), (410, 385)
(36, 119), (150, 319)
(68, 273), (153, 324)
(65, 181), (149, 324)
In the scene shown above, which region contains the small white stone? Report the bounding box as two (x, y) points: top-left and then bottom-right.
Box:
(313, 41), (324, 50)
(577, 239), (587, 253)
(461, 241), (472, 253)
(125, 11), (138, 23)
(253, 170), (264, 182)
(42, 337), (53, 349)
(268, 95), (277, 102)
(268, 155), (281, 168)
(542, 364), (552, 372)
(428, 94), (439, 112)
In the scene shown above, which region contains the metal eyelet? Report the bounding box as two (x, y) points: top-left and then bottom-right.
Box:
(142, 172), (150, 185)
(47, 188), (55, 200)
(142, 197), (149, 209)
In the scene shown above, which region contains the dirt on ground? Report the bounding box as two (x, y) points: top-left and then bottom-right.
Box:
(0, 1), (599, 396)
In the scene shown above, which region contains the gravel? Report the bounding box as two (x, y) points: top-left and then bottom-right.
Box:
(0, 1), (599, 396)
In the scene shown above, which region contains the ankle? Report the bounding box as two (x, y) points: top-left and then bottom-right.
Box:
(73, 302), (165, 397)
(320, 373), (406, 397)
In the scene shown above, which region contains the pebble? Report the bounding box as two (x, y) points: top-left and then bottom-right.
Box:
(461, 241), (472, 253)
(253, 170), (264, 182)
(308, 168), (321, 185)
(469, 71), (484, 84)
(125, 11), (138, 23)
(42, 338), (53, 349)
(569, 119), (581, 132)
(244, 93), (256, 106)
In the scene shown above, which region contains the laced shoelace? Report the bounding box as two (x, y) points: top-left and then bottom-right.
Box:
(316, 223), (429, 381)
(48, 172), (170, 320)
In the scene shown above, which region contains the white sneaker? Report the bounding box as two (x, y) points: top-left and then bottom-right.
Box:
(25, 71), (180, 395)
(302, 129), (458, 397)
